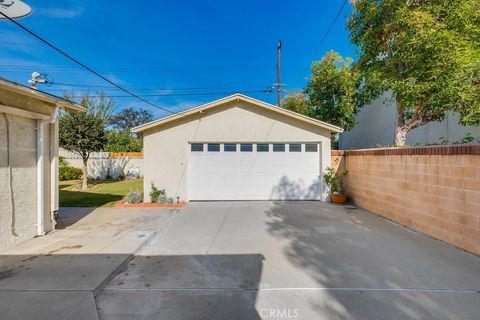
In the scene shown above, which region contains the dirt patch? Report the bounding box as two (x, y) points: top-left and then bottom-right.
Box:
(71, 185), (98, 192)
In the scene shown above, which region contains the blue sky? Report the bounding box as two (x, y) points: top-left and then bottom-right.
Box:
(0, 0), (355, 118)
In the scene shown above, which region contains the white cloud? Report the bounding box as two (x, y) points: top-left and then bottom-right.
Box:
(37, 6), (84, 18)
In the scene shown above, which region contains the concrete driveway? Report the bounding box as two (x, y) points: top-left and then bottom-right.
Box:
(96, 201), (480, 320)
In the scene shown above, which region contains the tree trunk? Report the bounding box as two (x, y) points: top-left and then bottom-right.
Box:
(81, 158), (88, 190)
(394, 107), (409, 146)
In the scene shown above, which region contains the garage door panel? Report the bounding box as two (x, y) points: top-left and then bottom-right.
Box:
(188, 143), (321, 200)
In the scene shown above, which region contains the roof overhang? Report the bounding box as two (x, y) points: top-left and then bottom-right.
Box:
(0, 77), (85, 113)
(132, 93), (343, 133)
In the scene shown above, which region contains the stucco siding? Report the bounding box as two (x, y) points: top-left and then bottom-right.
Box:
(0, 114), (37, 250)
(143, 101), (332, 201)
(340, 93), (480, 149)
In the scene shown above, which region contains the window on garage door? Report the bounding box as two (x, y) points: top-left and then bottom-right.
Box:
(289, 144), (302, 152)
(305, 144), (318, 152)
(208, 143), (220, 152)
(257, 143), (269, 152)
(191, 143), (204, 152)
(224, 143), (237, 152)
(273, 144), (285, 152)
(240, 144), (253, 152)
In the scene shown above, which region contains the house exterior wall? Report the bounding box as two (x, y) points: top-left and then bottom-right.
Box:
(142, 101), (332, 202)
(0, 114), (37, 250)
(333, 146), (480, 255)
(340, 93), (480, 149)
(0, 110), (58, 251)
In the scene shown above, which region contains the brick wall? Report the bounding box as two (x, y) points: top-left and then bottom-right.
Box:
(333, 145), (480, 255)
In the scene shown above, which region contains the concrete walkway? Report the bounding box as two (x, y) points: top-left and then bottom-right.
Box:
(0, 207), (179, 320)
(96, 201), (480, 320)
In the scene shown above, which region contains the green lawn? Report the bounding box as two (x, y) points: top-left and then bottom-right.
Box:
(59, 179), (143, 207)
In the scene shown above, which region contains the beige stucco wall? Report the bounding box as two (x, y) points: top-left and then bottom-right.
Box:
(0, 105), (58, 251)
(142, 101), (332, 202)
(0, 114), (37, 249)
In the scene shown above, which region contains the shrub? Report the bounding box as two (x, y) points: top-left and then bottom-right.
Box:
(126, 191), (143, 203)
(105, 168), (112, 181)
(149, 182), (166, 203)
(59, 166), (83, 181)
(117, 171), (126, 180)
(59, 156), (69, 167)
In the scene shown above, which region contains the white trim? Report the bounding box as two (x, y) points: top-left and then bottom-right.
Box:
(132, 93), (343, 133)
(50, 116), (60, 215)
(0, 104), (49, 120)
(36, 120), (45, 236)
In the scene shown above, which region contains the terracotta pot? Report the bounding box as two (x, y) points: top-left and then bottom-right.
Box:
(331, 194), (347, 204)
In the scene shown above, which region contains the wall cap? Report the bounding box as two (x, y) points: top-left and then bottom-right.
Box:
(332, 144), (480, 156)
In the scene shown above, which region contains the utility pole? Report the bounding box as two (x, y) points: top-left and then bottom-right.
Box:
(276, 40), (282, 107)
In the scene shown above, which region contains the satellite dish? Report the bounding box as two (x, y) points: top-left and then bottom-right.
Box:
(0, 1), (32, 19)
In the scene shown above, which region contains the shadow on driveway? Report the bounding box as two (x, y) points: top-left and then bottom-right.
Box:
(0, 253), (264, 320)
(265, 201), (480, 319)
(56, 207), (98, 229)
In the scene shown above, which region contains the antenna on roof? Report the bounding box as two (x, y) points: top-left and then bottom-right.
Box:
(28, 72), (52, 89)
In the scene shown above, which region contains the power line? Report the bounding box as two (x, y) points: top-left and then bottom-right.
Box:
(47, 82), (269, 92)
(63, 89), (274, 99)
(0, 64), (274, 70)
(292, 0), (349, 89)
(0, 65), (275, 73)
(0, 11), (175, 114)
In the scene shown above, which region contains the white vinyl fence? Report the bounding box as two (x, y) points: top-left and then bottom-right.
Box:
(60, 148), (143, 180)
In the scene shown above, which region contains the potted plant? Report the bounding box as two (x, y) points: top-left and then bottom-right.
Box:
(324, 167), (348, 204)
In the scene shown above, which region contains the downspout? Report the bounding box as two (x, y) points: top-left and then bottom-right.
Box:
(2, 113), (18, 236)
(36, 107), (59, 236)
(50, 111), (59, 221)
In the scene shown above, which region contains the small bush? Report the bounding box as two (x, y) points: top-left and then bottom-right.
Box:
(105, 168), (112, 181)
(59, 156), (69, 167)
(117, 171), (126, 180)
(149, 182), (166, 203)
(59, 166), (83, 181)
(126, 191), (143, 203)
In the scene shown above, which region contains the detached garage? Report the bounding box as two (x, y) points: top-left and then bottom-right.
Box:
(133, 94), (342, 202)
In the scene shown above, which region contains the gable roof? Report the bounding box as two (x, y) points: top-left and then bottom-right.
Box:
(132, 93), (343, 133)
(0, 77), (84, 112)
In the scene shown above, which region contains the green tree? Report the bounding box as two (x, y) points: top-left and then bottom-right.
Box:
(59, 94), (112, 189)
(348, 0), (480, 146)
(104, 131), (143, 152)
(282, 93), (311, 115)
(283, 51), (360, 131)
(108, 107), (153, 134)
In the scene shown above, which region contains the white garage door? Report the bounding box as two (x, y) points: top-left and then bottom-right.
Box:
(188, 143), (322, 200)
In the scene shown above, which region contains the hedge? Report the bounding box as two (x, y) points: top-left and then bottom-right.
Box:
(59, 166), (83, 181)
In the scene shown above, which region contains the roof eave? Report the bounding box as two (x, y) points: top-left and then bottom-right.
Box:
(0, 78), (85, 112)
(131, 93), (344, 133)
